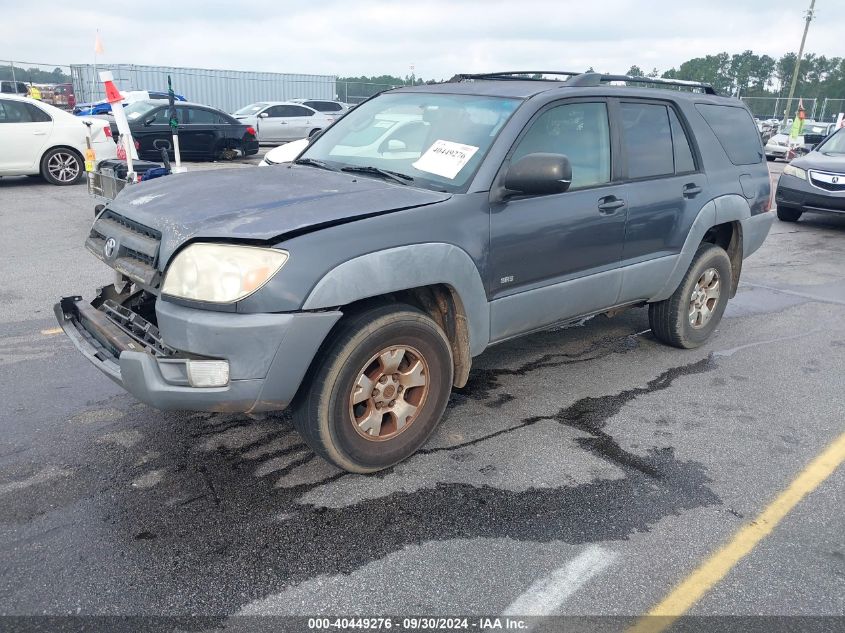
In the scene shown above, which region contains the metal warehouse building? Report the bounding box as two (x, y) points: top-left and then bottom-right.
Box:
(70, 63), (337, 113)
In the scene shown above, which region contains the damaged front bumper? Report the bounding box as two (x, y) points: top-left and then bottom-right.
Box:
(55, 289), (341, 413)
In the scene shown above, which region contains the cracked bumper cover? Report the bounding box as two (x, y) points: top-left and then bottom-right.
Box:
(55, 294), (341, 413)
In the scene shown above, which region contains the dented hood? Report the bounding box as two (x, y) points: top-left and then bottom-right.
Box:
(109, 165), (451, 264)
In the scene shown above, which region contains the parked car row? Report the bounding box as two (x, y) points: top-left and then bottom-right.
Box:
(764, 120), (837, 161)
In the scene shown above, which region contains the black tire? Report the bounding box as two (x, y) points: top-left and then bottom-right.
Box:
(293, 304), (454, 473)
(777, 205), (802, 222)
(648, 243), (732, 349)
(40, 147), (83, 185)
(766, 155), (775, 162)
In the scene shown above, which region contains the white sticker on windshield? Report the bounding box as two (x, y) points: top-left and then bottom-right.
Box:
(412, 139), (479, 179)
(127, 112), (142, 120)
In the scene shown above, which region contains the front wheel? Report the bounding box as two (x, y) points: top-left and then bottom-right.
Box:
(648, 243), (732, 349)
(293, 304), (454, 473)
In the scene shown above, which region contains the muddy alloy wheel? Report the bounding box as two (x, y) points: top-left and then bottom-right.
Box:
(293, 304), (453, 473)
(42, 148), (82, 185)
(688, 268), (721, 329)
(648, 243), (732, 349)
(349, 345), (430, 441)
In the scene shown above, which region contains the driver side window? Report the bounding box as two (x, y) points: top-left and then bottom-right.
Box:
(511, 102), (611, 190)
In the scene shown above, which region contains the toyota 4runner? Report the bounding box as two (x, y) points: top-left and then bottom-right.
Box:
(57, 71), (773, 473)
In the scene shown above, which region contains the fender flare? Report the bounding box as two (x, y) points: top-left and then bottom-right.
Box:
(650, 194), (751, 302)
(302, 243), (490, 356)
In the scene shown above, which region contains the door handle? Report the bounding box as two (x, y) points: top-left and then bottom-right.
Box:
(683, 183), (703, 198)
(597, 196), (625, 214)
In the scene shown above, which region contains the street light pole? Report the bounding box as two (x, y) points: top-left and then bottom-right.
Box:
(782, 0), (815, 126)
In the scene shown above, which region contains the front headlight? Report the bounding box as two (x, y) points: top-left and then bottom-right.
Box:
(162, 243), (288, 303)
(782, 164), (807, 180)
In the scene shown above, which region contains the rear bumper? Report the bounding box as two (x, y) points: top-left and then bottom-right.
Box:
(740, 211), (774, 258)
(55, 292), (341, 413)
(776, 175), (845, 215)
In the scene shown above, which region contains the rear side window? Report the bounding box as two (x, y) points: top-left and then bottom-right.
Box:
(186, 108), (217, 124)
(306, 100), (343, 112)
(621, 103), (674, 179)
(668, 108), (695, 173)
(25, 103), (51, 122)
(695, 104), (763, 165)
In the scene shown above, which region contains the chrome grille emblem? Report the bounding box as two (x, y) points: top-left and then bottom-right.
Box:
(103, 237), (117, 259)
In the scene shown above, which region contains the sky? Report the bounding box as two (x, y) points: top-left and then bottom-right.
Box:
(1, 0), (841, 79)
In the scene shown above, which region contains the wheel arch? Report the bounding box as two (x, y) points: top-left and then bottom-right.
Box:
(39, 144), (83, 173)
(650, 195), (750, 302)
(301, 243), (490, 387)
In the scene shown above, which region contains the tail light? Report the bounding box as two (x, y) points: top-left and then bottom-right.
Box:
(246, 126), (257, 137)
(103, 125), (112, 138)
(134, 139), (140, 150)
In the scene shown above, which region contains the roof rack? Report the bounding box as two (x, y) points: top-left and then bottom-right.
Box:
(566, 72), (718, 94)
(457, 71), (582, 81)
(457, 70), (718, 94)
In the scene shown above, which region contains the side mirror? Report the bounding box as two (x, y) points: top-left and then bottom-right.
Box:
(504, 153), (572, 196)
(143, 117), (155, 127)
(258, 112), (270, 119)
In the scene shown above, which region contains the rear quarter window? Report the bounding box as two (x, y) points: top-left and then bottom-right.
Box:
(695, 103), (763, 165)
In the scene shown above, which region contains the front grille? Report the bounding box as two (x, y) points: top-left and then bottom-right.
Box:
(99, 299), (175, 357)
(808, 170), (845, 193)
(86, 210), (162, 289)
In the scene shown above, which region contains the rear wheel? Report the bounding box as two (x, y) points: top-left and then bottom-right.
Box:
(293, 304), (453, 473)
(41, 148), (83, 185)
(766, 155), (776, 162)
(777, 205), (802, 222)
(648, 243), (732, 349)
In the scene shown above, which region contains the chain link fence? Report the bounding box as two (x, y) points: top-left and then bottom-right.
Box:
(740, 96), (845, 123)
(1, 59), (75, 107)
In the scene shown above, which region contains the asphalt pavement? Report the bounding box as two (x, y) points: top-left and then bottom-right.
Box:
(0, 159), (843, 628)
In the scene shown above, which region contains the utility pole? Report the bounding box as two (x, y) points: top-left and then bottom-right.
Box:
(782, 0), (815, 126)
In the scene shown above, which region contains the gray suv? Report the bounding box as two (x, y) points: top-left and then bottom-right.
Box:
(57, 71), (773, 473)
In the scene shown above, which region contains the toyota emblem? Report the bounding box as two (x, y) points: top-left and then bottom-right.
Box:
(103, 238), (117, 259)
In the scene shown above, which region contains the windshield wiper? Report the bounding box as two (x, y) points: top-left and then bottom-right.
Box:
(293, 157), (338, 171)
(341, 165), (414, 185)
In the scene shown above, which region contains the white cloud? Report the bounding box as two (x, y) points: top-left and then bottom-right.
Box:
(2, 0), (841, 79)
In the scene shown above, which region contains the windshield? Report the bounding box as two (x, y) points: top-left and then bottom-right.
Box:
(124, 101), (160, 121)
(818, 128), (845, 154)
(300, 92), (521, 192)
(233, 103), (268, 116)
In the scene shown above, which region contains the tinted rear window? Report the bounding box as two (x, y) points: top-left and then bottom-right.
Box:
(695, 104), (763, 165)
(621, 103), (674, 179)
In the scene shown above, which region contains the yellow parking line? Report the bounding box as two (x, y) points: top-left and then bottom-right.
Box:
(41, 327), (63, 336)
(628, 430), (845, 633)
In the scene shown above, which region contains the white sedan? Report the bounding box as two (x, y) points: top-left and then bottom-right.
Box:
(0, 94), (117, 185)
(232, 102), (333, 143)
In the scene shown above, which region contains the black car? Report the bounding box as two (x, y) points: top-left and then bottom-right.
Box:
(116, 100), (259, 161)
(775, 127), (845, 222)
